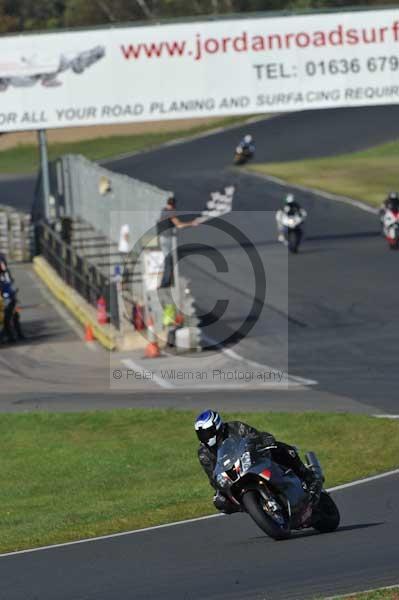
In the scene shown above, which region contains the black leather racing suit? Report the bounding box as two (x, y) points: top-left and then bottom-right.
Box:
(198, 421), (314, 514)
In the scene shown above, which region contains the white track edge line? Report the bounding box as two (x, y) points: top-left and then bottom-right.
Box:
(327, 467), (399, 492)
(203, 334), (318, 386)
(1, 468), (398, 559)
(244, 169), (378, 215)
(0, 514), (223, 559)
(324, 583), (399, 600)
(373, 414), (399, 419)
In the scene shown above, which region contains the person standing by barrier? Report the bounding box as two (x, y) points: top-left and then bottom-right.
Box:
(118, 224), (132, 290)
(157, 196), (198, 288)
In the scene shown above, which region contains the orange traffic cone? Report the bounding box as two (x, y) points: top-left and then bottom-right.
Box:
(144, 316), (161, 358)
(85, 324), (95, 342)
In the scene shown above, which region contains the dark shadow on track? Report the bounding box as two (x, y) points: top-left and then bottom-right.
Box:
(237, 521), (385, 545)
(306, 231), (381, 242)
(179, 231), (380, 257)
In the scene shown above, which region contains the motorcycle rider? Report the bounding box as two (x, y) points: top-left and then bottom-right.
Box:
(237, 134), (255, 157)
(381, 192), (399, 244)
(0, 281), (24, 343)
(0, 253), (12, 284)
(195, 409), (322, 515)
(157, 196), (198, 288)
(380, 191), (399, 224)
(276, 193), (307, 243)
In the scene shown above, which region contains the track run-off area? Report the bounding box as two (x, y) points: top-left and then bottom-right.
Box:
(1, 105), (399, 599)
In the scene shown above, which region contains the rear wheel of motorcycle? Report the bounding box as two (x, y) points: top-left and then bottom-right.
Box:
(312, 492), (340, 533)
(242, 490), (290, 540)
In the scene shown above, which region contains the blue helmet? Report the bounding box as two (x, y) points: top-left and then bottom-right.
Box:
(194, 409), (223, 447)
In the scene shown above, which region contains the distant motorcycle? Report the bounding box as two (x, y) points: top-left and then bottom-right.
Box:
(214, 436), (340, 541)
(277, 210), (306, 253)
(233, 145), (254, 166)
(382, 208), (399, 250)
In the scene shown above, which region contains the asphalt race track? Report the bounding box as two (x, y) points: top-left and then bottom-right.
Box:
(2, 106), (399, 599)
(105, 105), (399, 413)
(1, 473), (398, 600)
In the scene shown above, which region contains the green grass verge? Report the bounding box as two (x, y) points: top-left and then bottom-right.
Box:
(247, 138), (399, 208)
(1, 410), (399, 553)
(326, 588), (399, 599)
(0, 115), (248, 175)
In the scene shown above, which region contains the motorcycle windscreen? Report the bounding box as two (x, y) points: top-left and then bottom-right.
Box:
(215, 437), (246, 474)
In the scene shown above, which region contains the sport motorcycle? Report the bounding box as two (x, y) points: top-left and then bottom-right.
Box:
(214, 436), (340, 541)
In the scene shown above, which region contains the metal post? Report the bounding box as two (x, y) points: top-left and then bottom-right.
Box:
(171, 230), (181, 312)
(38, 129), (51, 222)
(114, 266), (125, 334)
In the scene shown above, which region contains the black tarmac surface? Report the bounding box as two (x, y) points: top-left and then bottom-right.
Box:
(105, 106), (399, 414)
(1, 473), (398, 600)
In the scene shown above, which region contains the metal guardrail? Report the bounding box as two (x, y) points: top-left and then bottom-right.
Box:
(36, 221), (120, 329)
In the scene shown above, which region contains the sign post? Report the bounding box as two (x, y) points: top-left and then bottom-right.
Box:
(37, 129), (51, 222)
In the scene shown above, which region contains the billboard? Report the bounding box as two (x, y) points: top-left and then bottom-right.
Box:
(1, 8), (399, 131)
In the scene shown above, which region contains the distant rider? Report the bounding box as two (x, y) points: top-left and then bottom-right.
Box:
(237, 134), (255, 157)
(0, 281), (24, 343)
(380, 191), (399, 225)
(0, 253), (12, 284)
(276, 193), (307, 243)
(195, 409), (321, 515)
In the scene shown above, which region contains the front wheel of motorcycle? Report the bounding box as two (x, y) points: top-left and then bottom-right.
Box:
(242, 490), (291, 540)
(311, 491), (340, 533)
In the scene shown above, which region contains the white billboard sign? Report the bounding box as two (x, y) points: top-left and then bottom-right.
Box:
(2, 8), (399, 131)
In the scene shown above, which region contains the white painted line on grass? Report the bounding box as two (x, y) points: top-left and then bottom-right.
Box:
(1, 467), (398, 560)
(121, 358), (175, 389)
